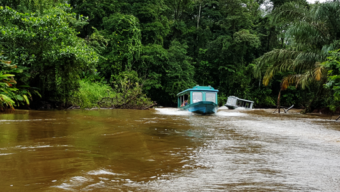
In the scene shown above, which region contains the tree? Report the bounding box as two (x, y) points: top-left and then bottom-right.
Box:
(323, 49), (340, 111)
(137, 40), (195, 105)
(255, 1), (340, 111)
(0, 4), (98, 104)
(0, 0), (66, 13)
(130, 0), (170, 45)
(100, 13), (141, 78)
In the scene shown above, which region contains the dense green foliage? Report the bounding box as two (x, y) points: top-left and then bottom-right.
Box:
(255, 0), (340, 112)
(0, 69), (15, 110)
(70, 71), (154, 109)
(0, 52), (40, 110)
(69, 0), (270, 106)
(323, 49), (340, 111)
(68, 80), (116, 109)
(0, 4), (98, 104)
(1, 0), (340, 111)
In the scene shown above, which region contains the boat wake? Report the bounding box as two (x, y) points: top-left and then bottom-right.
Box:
(155, 108), (248, 117)
(155, 108), (191, 116)
(216, 111), (248, 117)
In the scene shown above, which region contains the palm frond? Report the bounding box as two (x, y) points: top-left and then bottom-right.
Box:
(0, 94), (15, 111)
(314, 64), (324, 81)
(256, 1), (340, 89)
(255, 49), (299, 80)
(293, 51), (325, 71)
(271, 2), (310, 24)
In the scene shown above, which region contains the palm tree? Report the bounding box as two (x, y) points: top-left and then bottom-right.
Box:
(254, 0), (340, 112)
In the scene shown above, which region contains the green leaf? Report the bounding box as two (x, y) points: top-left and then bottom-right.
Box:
(23, 95), (30, 105)
(1, 74), (15, 77)
(16, 95), (24, 101)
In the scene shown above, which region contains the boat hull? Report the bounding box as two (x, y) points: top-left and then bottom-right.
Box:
(181, 101), (218, 114)
(225, 104), (237, 109)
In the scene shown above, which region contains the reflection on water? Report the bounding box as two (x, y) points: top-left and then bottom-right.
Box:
(0, 108), (340, 191)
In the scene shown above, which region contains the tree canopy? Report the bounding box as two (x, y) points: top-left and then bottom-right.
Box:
(1, 0), (340, 111)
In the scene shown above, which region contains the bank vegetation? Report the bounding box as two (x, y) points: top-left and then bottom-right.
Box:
(0, 0), (339, 112)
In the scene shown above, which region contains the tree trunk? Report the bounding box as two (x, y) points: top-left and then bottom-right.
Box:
(197, 3), (201, 30)
(277, 89), (282, 114)
(196, 2), (201, 42)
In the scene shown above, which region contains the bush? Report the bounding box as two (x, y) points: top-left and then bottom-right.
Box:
(69, 80), (115, 108)
(69, 70), (155, 109)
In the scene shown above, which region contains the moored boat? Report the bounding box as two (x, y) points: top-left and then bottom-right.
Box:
(177, 85), (218, 114)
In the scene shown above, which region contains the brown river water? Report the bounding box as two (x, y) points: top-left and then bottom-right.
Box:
(0, 108), (340, 191)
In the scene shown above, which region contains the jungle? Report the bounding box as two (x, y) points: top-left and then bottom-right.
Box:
(0, 0), (339, 113)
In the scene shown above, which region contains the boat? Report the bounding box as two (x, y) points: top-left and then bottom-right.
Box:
(177, 85), (219, 114)
(225, 96), (254, 109)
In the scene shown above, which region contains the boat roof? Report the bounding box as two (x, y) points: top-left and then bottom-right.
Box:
(228, 96), (254, 103)
(177, 85), (219, 96)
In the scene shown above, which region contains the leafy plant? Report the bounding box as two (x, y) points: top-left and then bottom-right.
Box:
(0, 52), (41, 110)
(0, 4), (98, 105)
(111, 70), (154, 109)
(0, 71), (15, 110)
(323, 49), (340, 111)
(68, 80), (115, 108)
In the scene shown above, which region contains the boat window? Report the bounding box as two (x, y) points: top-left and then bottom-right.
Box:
(206, 92), (216, 103)
(180, 94), (190, 107)
(227, 97), (236, 105)
(193, 92), (202, 103)
(185, 94), (190, 105)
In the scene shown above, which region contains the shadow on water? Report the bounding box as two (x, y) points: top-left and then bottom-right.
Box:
(0, 108), (339, 191)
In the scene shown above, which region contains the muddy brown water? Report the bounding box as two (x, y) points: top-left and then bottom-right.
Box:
(0, 108), (340, 191)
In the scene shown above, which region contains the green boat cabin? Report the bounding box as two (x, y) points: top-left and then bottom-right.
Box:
(177, 85), (218, 108)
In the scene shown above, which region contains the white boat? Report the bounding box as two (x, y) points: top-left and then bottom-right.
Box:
(225, 96), (254, 109)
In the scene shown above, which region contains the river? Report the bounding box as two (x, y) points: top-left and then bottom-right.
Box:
(0, 108), (339, 191)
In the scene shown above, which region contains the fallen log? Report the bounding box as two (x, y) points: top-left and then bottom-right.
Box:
(273, 106), (286, 113)
(142, 102), (157, 110)
(335, 115), (340, 121)
(67, 106), (80, 110)
(284, 105), (294, 113)
(273, 104), (294, 113)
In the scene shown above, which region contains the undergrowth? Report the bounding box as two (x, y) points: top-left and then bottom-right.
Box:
(69, 80), (115, 108)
